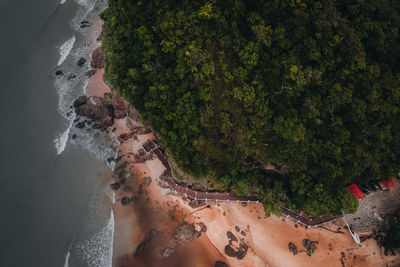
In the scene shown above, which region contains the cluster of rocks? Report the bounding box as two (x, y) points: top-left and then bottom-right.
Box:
(224, 228), (248, 260)
(134, 149), (154, 163)
(80, 20), (92, 28)
(302, 239), (318, 256)
(288, 239), (319, 257)
(73, 91), (139, 132)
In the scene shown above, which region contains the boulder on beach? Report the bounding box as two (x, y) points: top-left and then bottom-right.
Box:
(91, 47), (104, 68)
(75, 122), (85, 129)
(121, 196), (130, 205)
(74, 96), (114, 128)
(55, 70), (63, 76)
(289, 242), (298, 255)
(110, 182), (120, 190)
(77, 57), (86, 66)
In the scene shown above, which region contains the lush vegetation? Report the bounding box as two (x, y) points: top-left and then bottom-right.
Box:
(101, 0), (400, 216)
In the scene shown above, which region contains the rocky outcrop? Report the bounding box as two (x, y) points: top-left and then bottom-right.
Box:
(109, 92), (129, 119)
(73, 95), (113, 129)
(224, 230), (249, 260)
(91, 47), (104, 68)
(73, 90), (138, 131)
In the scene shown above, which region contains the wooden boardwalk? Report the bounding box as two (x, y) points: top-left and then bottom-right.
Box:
(143, 139), (343, 228)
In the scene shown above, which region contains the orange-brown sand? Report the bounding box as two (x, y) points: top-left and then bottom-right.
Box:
(84, 21), (400, 267)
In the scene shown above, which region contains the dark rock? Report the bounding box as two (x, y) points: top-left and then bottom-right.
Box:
(215, 261), (229, 267)
(119, 178), (126, 185)
(80, 21), (91, 28)
(104, 92), (130, 119)
(55, 70), (63, 76)
(110, 183), (120, 190)
(121, 196), (130, 205)
(226, 231), (238, 242)
(224, 245), (237, 257)
(75, 122), (85, 129)
(193, 231), (201, 239)
(77, 57), (86, 66)
(74, 96), (114, 128)
(134, 241), (146, 257)
(242, 202), (247, 207)
(198, 222), (207, 233)
(289, 242), (298, 255)
(236, 243), (248, 260)
(143, 177), (152, 186)
(85, 69), (97, 77)
(235, 226), (240, 232)
(240, 231), (246, 236)
(91, 47), (104, 68)
(73, 96), (88, 108)
(72, 134), (77, 140)
(68, 74), (76, 80)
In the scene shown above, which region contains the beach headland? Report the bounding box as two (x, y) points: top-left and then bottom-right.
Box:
(75, 20), (400, 267)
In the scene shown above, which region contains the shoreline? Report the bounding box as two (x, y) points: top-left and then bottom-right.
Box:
(80, 19), (400, 267)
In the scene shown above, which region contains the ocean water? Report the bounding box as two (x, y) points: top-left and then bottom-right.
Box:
(0, 0), (115, 266)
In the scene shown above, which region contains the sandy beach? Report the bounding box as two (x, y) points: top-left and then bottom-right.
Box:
(82, 21), (400, 267)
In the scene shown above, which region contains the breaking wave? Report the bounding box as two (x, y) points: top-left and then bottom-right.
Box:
(61, 0), (67, 4)
(63, 251), (70, 267)
(77, 210), (114, 267)
(54, 114), (75, 155)
(58, 36), (76, 66)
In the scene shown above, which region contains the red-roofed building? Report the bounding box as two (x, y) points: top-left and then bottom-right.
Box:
(382, 178), (395, 189)
(347, 184), (365, 200)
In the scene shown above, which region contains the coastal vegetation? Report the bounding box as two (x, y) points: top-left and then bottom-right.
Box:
(100, 0), (400, 216)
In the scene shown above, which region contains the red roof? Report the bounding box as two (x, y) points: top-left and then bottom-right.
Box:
(382, 178), (395, 188)
(346, 184), (365, 200)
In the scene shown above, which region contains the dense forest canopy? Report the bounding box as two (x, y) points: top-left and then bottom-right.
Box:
(101, 0), (400, 216)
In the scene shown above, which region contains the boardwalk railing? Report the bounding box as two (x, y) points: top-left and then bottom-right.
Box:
(142, 139), (343, 228)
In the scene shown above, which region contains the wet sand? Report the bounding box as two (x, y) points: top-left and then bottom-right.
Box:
(84, 21), (400, 267)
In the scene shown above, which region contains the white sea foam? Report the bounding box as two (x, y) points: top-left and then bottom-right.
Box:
(60, 0), (67, 4)
(63, 251), (70, 267)
(58, 36), (76, 66)
(54, 114), (75, 155)
(77, 210), (114, 267)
